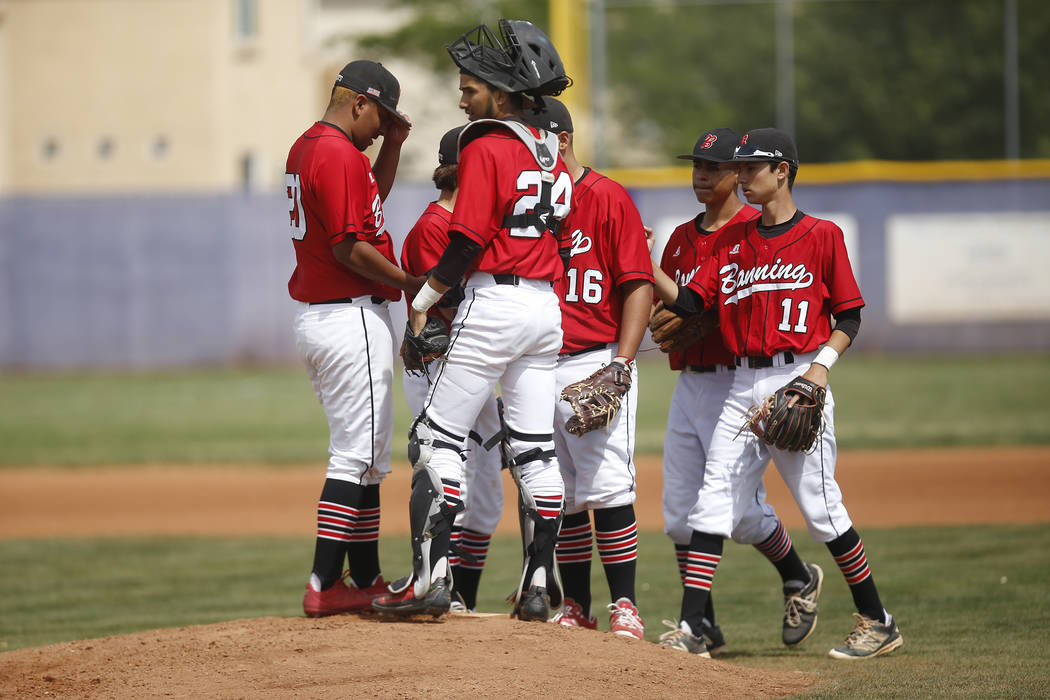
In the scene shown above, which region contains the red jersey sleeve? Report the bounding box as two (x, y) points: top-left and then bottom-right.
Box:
(823, 221), (864, 315)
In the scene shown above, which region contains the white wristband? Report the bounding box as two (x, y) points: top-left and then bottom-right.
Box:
(411, 280), (444, 314)
(813, 345), (840, 370)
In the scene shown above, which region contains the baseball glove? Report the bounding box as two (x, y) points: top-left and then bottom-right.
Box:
(648, 302), (718, 354)
(560, 361), (632, 436)
(401, 317), (449, 373)
(739, 376), (826, 452)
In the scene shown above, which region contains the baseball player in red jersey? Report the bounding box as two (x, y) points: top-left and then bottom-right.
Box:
(285, 61), (424, 617)
(520, 99), (654, 640)
(373, 19), (574, 621)
(399, 125), (505, 613)
(655, 128), (812, 656)
(655, 128), (903, 660)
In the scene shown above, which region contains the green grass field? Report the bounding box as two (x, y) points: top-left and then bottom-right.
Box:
(2, 527), (1048, 697)
(1, 353), (1048, 466)
(2, 354), (1049, 696)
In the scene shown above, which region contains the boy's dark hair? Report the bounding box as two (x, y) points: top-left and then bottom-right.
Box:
(433, 164), (457, 191)
(767, 161), (798, 190)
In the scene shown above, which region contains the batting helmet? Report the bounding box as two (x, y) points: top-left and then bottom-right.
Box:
(447, 19), (571, 97)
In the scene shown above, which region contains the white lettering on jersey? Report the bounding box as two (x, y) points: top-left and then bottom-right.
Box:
(730, 243), (740, 255)
(569, 229), (592, 257)
(674, 266), (701, 286)
(719, 259), (814, 304)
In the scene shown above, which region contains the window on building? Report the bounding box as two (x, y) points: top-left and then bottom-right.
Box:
(150, 135), (170, 161)
(239, 151), (264, 192)
(97, 137), (115, 160)
(40, 137), (61, 162)
(234, 0), (258, 41)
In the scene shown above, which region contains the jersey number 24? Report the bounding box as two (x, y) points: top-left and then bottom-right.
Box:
(509, 170), (572, 238)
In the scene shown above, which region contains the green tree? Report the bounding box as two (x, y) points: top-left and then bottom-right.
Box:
(355, 0), (1050, 164)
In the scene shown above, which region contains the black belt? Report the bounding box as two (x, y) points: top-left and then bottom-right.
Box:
(683, 364), (735, 373)
(310, 296), (386, 306)
(492, 273), (553, 288)
(563, 342), (609, 357)
(736, 351), (794, 369)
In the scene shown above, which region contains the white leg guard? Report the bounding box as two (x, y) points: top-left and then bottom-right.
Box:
(406, 417), (462, 598)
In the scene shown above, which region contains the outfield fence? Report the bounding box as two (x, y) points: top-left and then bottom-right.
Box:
(1, 176), (1048, 369)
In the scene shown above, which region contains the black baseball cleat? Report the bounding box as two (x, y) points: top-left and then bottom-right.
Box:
(372, 578), (451, 618)
(514, 585), (551, 622)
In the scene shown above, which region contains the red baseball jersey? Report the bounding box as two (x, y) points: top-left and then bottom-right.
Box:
(400, 201), (454, 330)
(556, 168), (654, 354)
(660, 205), (761, 369)
(687, 214), (864, 356)
(450, 126), (572, 282)
(285, 121), (401, 302)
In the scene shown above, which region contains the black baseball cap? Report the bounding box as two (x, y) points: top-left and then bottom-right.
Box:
(676, 128), (740, 163)
(334, 60), (410, 125)
(523, 97), (573, 134)
(438, 125), (465, 165)
(733, 128), (798, 165)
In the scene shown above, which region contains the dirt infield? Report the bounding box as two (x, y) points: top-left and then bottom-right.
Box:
(1, 446), (1047, 539)
(1, 446), (1047, 698)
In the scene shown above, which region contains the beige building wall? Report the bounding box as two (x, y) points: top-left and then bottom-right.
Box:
(0, 0), (465, 194)
(3, 0), (321, 194)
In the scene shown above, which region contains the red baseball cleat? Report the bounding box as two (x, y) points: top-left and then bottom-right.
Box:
(303, 573), (388, 617)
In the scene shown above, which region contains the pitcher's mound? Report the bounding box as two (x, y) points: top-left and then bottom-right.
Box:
(2, 613), (813, 699)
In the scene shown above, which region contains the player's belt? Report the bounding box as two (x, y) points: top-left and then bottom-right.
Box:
(309, 296), (387, 305)
(492, 273), (554, 288)
(736, 351), (795, 369)
(683, 364), (735, 373)
(562, 342), (609, 357)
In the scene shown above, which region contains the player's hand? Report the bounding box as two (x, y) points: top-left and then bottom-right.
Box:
(383, 111), (412, 147)
(408, 307), (428, 336)
(644, 225), (655, 253)
(800, 362), (829, 388)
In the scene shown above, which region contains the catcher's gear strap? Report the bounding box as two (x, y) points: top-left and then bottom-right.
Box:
(459, 119), (558, 172)
(459, 119), (563, 237)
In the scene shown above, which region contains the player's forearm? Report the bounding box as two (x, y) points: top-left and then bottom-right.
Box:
(650, 264), (680, 306)
(615, 279), (654, 361)
(335, 239), (423, 293)
(372, 144), (401, 201)
(803, 329), (852, 387)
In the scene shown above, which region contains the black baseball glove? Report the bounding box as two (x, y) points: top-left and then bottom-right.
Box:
(401, 317), (449, 373)
(740, 376), (826, 452)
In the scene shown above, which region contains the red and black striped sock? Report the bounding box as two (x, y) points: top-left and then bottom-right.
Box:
(346, 484), (381, 589)
(754, 518), (810, 583)
(827, 527), (885, 621)
(311, 478), (363, 589)
(556, 510), (593, 615)
(675, 543), (716, 623)
(594, 505), (638, 605)
(451, 528), (491, 609)
(681, 531), (723, 636)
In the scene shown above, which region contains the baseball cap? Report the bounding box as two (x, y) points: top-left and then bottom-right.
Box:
(334, 60), (410, 125)
(676, 128), (740, 163)
(438, 126), (465, 165)
(733, 128), (798, 165)
(523, 97), (573, 134)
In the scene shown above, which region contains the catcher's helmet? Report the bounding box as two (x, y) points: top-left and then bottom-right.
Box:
(447, 19), (571, 97)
